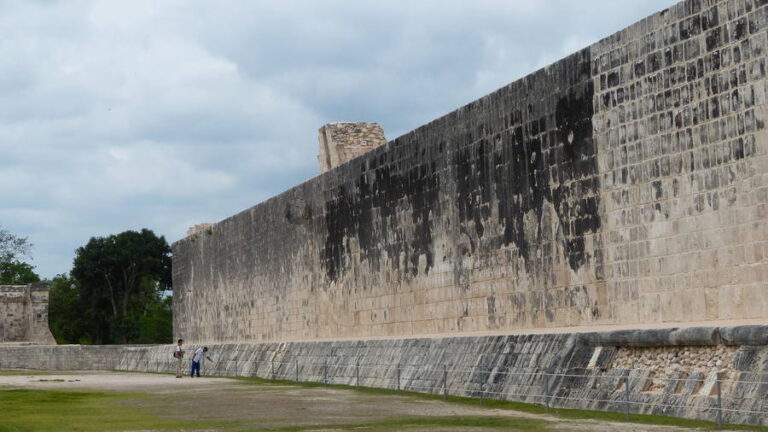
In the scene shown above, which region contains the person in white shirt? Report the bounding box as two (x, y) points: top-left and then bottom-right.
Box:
(173, 339), (185, 378)
(190, 346), (212, 377)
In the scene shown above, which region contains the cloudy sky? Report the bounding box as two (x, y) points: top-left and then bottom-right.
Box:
(1, 0), (673, 278)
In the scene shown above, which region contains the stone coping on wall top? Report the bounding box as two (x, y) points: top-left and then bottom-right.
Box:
(0, 342), (53, 346)
(580, 325), (768, 347)
(0, 283), (49, 292)
(15, 323), (764, 350)
(205, 320), (766, 346)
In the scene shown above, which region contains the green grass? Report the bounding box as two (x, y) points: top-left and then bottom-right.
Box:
(0, 385), (550, 432)
(0, 370), (61, 376)
(0, 388), (238, 432)
(2, 371), (767, 431)
(232, 376), (768, 431)
(250, 416), (550, 431)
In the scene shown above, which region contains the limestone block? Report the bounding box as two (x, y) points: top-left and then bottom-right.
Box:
(173, 0), (768, 344)
(0, 284), (55, 344)
(317, 122), (388, 173)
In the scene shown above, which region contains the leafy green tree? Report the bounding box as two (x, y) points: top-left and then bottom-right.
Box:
(0, 261), (41, 284)
(0, 226), (40, 285)
(48, 274), (84, 344)
(0, 227), (32, 260)
(70, 229), (172, 344)
(137, 296), (173, 344)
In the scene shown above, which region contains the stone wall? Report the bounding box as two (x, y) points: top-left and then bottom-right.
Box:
(173, 0), (768, 344)
(0, 283), (55, 344)
(1, 326), (766, 425)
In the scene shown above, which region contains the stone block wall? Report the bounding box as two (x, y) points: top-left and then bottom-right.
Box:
(0, 284), (55, 344)
(0, 286), (28, 342)
(317, 122), (388, 173)
(594, 0), (768, 324)
(173, 0), (768, 344)
(1, 326), (766, 425)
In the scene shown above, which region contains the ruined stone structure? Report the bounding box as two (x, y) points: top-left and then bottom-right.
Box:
(317, 122), (388, 173)
(3, 0), (768, 426)
(186, 223), (213, 237)
(174, 0), (768, 344)
(0, 283), (55, 344)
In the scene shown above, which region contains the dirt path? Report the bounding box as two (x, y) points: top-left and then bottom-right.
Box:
(0, 371), (734, 431)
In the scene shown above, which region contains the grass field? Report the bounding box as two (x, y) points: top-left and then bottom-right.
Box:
(0, 371), (765, 432)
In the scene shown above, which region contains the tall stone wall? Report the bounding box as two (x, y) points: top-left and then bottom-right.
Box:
(173, 0), (768, 344)
(0, 283), (55, 344)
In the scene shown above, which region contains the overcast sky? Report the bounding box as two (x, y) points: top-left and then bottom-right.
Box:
(1, 0), (673, 278)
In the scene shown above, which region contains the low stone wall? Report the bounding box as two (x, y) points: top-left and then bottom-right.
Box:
(0, 344), (148, 371)
(1, 326), (766, 426)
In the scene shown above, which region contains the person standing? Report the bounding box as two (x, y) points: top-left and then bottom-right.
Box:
(190, 346), (212, 377)
(174, 339), (185, 378)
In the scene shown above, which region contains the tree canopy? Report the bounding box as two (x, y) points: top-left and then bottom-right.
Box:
(0, 226), (40, 285)
(0, 227), (32, 261)
(0, 261), (41, 285)
(59, 228), (173, 344)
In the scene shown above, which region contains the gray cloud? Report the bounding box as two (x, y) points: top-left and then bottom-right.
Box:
(0, 0), (672, 278)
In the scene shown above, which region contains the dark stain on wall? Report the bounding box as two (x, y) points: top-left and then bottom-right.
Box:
(323, 50), (601, 282)
(458, 68), (600, 273)
(323, 154), (440, 282)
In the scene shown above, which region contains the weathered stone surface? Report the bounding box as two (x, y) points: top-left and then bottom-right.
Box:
(1, 325), (766, 425)
(721, 325), (768, 345)
(318, 122), (388, 173)
(0, 284), (55, 344)
(186, 223), (213, 237)
(173, 0), (768, 345)
(584, 326), (727, 346)
(610, 344), (739, 376)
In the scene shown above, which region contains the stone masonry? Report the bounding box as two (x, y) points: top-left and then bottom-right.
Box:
(317, 122), (388, 173)
(174, 0), (768, 345)
(4, 2), (768, 426)
(1, 325), (766, 425)
(186, 223), (213, 237)
(0, 283), (55, 344)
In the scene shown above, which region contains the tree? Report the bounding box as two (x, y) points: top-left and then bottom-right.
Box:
(70, 229), (172, 344)
(0, 261), (41, 285)
(137, 296), (173, 344)
(48, 274), (86, 344)
(0, 227), (32, 261)
(0, 226), (40, 285)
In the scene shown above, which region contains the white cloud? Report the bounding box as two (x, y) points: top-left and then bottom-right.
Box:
(0, 0), (673, 278)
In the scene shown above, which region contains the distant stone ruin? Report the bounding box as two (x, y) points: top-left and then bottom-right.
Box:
(317, 122), (387, 173)
(0, 283), (55, 344)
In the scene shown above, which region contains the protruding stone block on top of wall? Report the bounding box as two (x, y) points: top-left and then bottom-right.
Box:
(186, 223), (213, 237)
(0, 283), (55, 345)
(317, 122), (387, 173)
